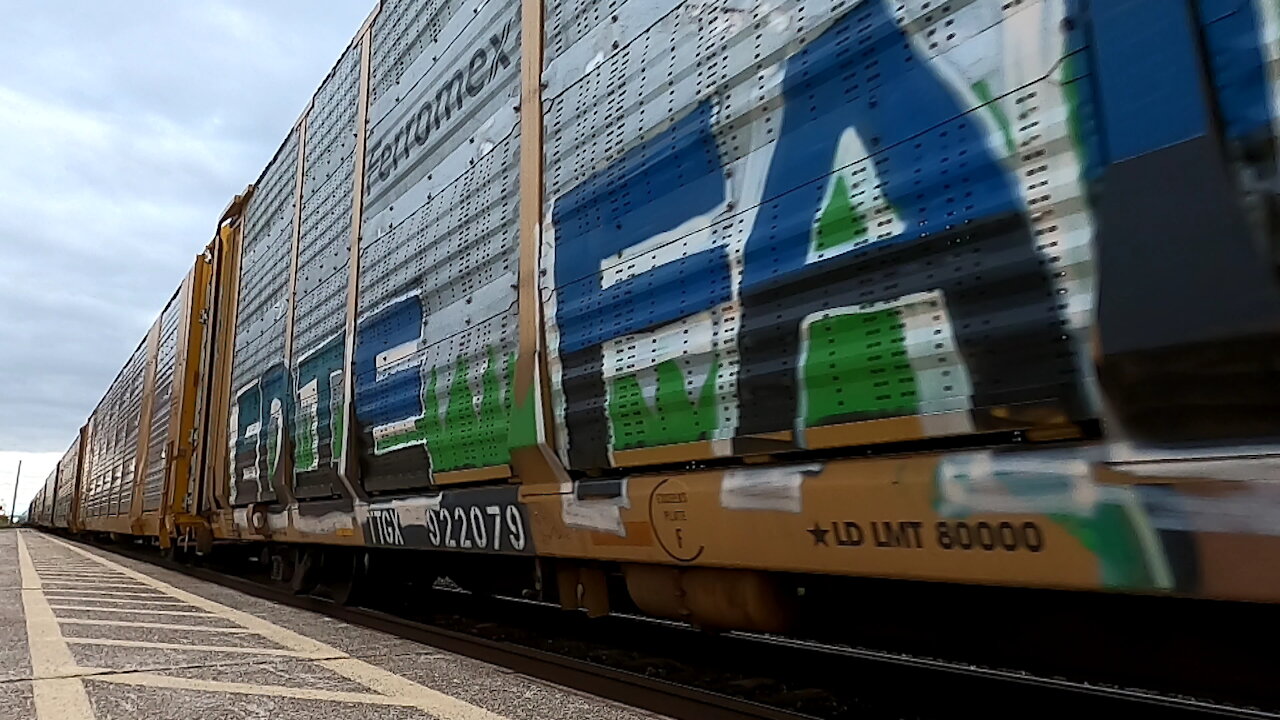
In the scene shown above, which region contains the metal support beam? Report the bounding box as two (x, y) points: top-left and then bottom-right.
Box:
(509, 0), (571, 486)
(337, 23), (377, 503)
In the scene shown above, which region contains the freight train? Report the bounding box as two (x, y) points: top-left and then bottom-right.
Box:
(28, 0), (1280, 631)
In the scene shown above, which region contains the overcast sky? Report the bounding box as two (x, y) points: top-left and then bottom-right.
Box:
(0, 1), (375, 513)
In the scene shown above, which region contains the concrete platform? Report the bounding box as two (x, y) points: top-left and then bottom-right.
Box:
(1, 529), (668, 720)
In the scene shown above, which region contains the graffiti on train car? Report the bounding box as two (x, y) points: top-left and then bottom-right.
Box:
(294, 336), (346, 473)
(230, 365), (292, 502)
(932, 454), (1191, 592)
(228, 0), (1280, 502)
(229, 294), (520, 503)
(352, 295), (517, 468)
(545, 0), (1098, 469)
(229, 336), (348, 501)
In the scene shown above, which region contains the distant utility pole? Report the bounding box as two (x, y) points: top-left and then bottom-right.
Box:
(9, 460), (20, 525)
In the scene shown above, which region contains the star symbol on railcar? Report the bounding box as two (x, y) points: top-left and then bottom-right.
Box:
(807, 522), (830, 546)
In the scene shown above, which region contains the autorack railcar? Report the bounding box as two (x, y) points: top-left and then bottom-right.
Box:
(32, 0), (1280, 630)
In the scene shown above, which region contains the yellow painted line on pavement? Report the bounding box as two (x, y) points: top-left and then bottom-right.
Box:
(17, 531), (96, 720)
(90, 672), (440, 707)
(44, 591), (167, 599)
(47, 534), (510, 719)
(57, 618), (253, 633)
(49, 597), (191, 606)
(41, 584), (150, 591)
(39, 580), (145, 586)
(319, 657), (510, 719)
(64, 637), (311, 657)
(36, 571), (128, 576)
(48, 606), (212, 616)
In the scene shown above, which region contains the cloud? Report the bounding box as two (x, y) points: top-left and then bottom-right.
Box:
(0, 1), (374, 452)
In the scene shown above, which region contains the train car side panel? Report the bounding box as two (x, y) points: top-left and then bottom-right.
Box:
(198, 197), (253, 519)
(140, 289), (185, 513)
(80, 339), (149, 533)
(52, 436), (80, 528)
(539, 0), (1098, 472)
(1090, 1), (1280, 441)
(288, 45), (363, 502)
(525, 448), (1280, 605)
(166, 253), (216, 536)
(351, 0), (524, 494)
(30, 472), (55, 526)
(227, 128), (302, 507)
(76, 273), (205, 538)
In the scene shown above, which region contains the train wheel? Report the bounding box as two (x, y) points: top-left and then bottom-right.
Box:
(325, 550), (368, 607)
(291, 549), (319, 595)
(161, 540), (180, 562)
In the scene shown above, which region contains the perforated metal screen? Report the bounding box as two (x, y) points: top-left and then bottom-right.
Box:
(354, 0), (522, 492)
(292, 45), (362, 500)
(52, 438), (79, 526)
(141, 290), (182, 512)
(540, 0), (1098, 470)
(229, 127), (300, 506)
(83, 340), (148, 518)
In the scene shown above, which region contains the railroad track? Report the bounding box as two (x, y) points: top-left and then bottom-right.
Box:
(58, 533), (1279, 720)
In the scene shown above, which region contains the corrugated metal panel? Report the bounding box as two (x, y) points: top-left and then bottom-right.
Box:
(117, 343), (147, 516)
(86, 410), (103, 516)
(228, 127), (301, 506)
(142, 292), (182, 511)
(543, 0), (618, 65)
(84, 340), (148, 518)
(233, 131), (298, 392)
(292, 44), (362, 499)
(86, 385), (107, 516)
(52, 438), (79, 527)
(27, 486), (39, 524)
(541, 0), (1098, 470)
(353, 0), (522, 492)
(33, 471), (55, 525)
(83, 421), (99, 518)
(368, 0), (474, 108)
(43, 471), (56, 524)
(296, 46), (360, 360)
